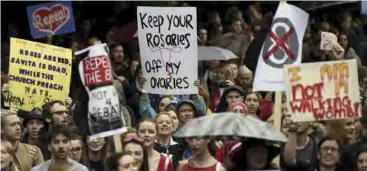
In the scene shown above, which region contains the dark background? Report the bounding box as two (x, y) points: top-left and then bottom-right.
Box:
(1, 1), (362, 42)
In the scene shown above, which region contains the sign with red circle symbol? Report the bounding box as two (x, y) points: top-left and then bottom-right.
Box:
(262, 18), (299, 68)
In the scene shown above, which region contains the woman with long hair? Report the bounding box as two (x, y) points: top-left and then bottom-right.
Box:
(85, 137), (111, 171)
(338, 32), (362, 66)
(243, 92), (260, 118)
(1, 140), (19, 171)
(123, 136), (149, 171)
(105, 152), (138, 171)
(326, 118), (357, 147)
(68, 134), (90, 169)
(137, 119), (174, 171)
(178, 138), (225, 171)
(154, 112), (182, 169)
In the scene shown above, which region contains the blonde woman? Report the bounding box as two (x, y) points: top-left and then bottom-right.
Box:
(1, 140), (19, 171)
(154, 112), (182, 169)
(326, 118), (357, 147)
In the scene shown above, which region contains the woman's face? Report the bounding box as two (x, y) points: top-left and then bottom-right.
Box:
(68, 140), (83, 162)
(117, 155), (138, 171)
(87, 137), (105, 152)
(338, 34), (348, 49)
(217, 66), (229, 81)
(229, 64), (238, 79)
(137, 121), (157, 147)
(0, 143), (12, 169)
(158, 97), (171, 112)
(344, 118), (356, 140)
(245, 93), (259, 114)
(156, 114), (173, 136)
(168, 111), (179, 131)
(358, 152), (367, 171)
(124, 143), (144, 169)
(246, 145), (268, 169)
(185, 138), (209, 156)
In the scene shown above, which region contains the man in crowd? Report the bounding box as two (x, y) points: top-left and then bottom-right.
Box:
(42, 100), (69, 128)
(317, 137), (342, 171)
(31, 125), (88, 171)
(283, 121), (320, 171)
(40, 100), (70, 160)
(236, 66), (253, 93)
(21, 107), (46, 146)
(1, 111), (44, 170)
(216, 85), (245, 112)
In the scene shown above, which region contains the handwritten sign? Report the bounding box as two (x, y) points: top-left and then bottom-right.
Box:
(137, 6), (198, 95)
(320, 32), (337, 50)
(5, 38), (71, 111)
(284, 60), (361, 122)
(27, 1), (76, 39)
(76, 43), (126, 139)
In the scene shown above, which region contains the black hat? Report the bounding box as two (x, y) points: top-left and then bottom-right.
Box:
(18, 107), (45, 127)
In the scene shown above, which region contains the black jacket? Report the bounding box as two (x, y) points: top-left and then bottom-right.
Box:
(154, 139), (183, 169)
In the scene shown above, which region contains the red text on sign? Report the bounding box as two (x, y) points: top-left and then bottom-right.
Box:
(289, 82), (359, 120)
(82, 56), (112, 87)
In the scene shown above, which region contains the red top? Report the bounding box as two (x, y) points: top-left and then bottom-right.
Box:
(183, 162), (221, 171)
(157, 154), (174, 171)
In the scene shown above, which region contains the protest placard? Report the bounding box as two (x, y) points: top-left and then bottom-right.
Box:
(253, 2), (309, 92)
(320, 32), (337, 50)
(76, 43), (127, 139)
(284, 60), (361, 122)
(137, 6), (198, 95)
(27, 1), (76, 39)
(5, 38), (72, 111)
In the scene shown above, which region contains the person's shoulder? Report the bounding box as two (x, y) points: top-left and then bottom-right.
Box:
(72, 160), (89, 171)
(20, 142), (41, 151)
(31, 160), (50, 171)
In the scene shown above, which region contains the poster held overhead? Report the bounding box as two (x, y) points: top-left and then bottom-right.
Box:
(27, 1), (76, 39)
(137, 6), (198, 95)
(76, 44), (127, 139)
(320, 32), (337, 50)
(253, 2), (309, 92)
(5, 38), (72, 111)
(284, 60), (360, 122)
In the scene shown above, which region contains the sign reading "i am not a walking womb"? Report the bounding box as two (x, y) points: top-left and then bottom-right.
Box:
(137, 6), (198, 95)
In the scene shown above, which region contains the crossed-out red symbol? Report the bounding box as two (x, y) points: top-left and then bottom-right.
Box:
(264, 27), (295, 60)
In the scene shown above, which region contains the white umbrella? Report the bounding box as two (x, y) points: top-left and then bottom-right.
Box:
(173, 112), (287, 143)
(198, 46), (238, 61)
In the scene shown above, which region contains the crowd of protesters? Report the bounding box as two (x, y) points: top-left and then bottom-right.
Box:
(1, 1), (367, 171)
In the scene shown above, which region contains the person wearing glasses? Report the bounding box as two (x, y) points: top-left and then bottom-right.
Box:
(38, 100), (71, 160)
(68, 134), (90, 169)
(42, 100), (70, 127)
(316, 137), (342, 171)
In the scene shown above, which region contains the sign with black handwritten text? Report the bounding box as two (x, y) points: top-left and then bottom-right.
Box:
(5, 38), (71, 111)
(284, 60), (360, 122)
(137, 6), (198, 95)
(76, 43), (126, 139)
